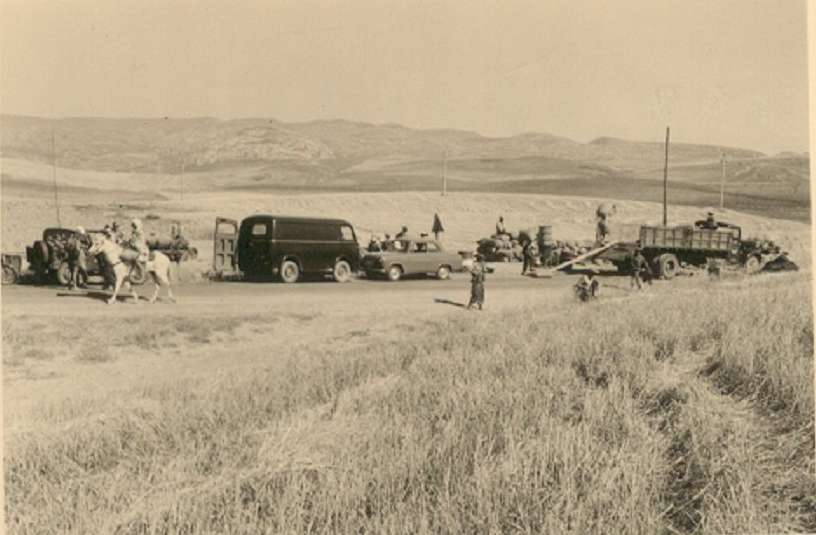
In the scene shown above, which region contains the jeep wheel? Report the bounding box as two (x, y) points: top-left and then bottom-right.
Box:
(387, 265), (402, 282)
(436, 265), (451, 280)
(2, 265), (17, 285)
(281, 260), (300, 283)
(128, 263), (147, 285)
(333, 260), (352, 283)
(55, 262), (72, 286)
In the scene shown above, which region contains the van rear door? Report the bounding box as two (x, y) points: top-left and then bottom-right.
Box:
(213, 217), (239, 275)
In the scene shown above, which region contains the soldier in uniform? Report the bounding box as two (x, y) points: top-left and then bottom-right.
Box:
(66, 226), (91, 290)
(466, 253), (486, 310)
(630, 245), (652, 290)
(521, 239), (539, 275)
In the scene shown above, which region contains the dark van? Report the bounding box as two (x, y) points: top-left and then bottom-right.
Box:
(236, 215), (360, 283)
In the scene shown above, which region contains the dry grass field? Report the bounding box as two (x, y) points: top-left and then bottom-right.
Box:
(2, 142), (813, 534)
(3, 273), (814, 534)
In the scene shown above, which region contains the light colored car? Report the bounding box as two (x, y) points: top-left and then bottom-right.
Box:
(361, 237), (462, 281)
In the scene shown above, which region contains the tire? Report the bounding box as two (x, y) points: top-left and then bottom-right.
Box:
(333, 260), (352, 283)
(280, 260), (300, 283)
(128, 262), (147, 285)
(658, 253), (679, 280)
(55, 262), (72, 286)
(436, 265), (451, 280)
(2, 265), (17, 285)
(36, 241), (49, 266)
(386, 265), (402, 282)
(745, 255), (761, 274)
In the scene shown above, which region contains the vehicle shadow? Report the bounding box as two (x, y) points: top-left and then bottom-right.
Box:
(433, 298), (466, 308)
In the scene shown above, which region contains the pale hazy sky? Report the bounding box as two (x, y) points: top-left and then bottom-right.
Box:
(1, 0), (809, 153)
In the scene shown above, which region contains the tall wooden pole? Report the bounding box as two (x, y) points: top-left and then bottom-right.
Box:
(663, 126), (670, 226)
(51, 129), (61, 227)
(442, 150), (448, 196)
(719, 153), (725, 210)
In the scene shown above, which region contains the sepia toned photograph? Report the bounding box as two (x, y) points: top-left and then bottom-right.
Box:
(1, 1), (813, 533)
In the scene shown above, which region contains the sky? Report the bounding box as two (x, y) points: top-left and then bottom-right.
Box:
(0, 0), (810, 154)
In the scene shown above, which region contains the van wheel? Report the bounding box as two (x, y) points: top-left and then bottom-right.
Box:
(333, 260), (352, 282)
(387, 265), (402, 282)
(281, 260), (300, 283)
(436, 265), (451, 280)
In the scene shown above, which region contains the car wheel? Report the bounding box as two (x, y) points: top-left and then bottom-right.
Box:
(2, 265), (17, 285)
(281, 260), (300, 283)
(436, 265), (451, 280)
(55, 262), (72, 286)
(387, 265), (402, 282)
(333, 260), (352, 282)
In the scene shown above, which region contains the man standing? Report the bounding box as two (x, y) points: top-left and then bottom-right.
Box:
(66, 227), (91, 290)
(521, 239), (539, 275)
(701, 212), (718, 230)
(495, 216), (506, 236)
(630, 245), (652, 290)
(395, 226), (408, 239)
(466, 253), (486, 310)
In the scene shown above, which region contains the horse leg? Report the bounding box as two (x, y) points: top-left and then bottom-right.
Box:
(108, 270), (124, 304)
(125, 279), (141, 304)
(148, 273), (160, 304)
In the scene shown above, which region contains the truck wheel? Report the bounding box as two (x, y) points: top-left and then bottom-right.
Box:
(2, 266), (17, 285)
(280, 260), (300, 283)
(333, 260), (352, 282)
(745, 255), (761, 274)
(387, 265), (402, 282)
(436, 265), (451, 280)
(55, 262), (72, 286)
(658, 253), (679, 280)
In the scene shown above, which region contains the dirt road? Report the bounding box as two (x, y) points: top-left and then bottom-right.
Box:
(3, 268), (602, 430)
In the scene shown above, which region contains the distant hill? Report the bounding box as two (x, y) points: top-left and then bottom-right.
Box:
(1, 114), (764, 173)
(1, 114), (808, 222)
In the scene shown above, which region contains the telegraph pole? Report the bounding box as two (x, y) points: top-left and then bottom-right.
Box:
(51, 129), (61, 227)
(180, 161), (185, 202)
(442, 150), (448, 196)
(662, 126), (670, 226)
(719, 152), (726, 210)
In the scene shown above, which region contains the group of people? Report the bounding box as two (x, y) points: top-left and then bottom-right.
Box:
(58, 218), (150, 290)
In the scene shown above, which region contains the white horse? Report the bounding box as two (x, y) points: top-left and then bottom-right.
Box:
(89, 236), (176, 305)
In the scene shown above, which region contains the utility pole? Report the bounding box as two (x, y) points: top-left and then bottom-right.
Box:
(662, 126), (670, 226)
(719, 152), (726, 210)
(51, 129), (61, 227)
(442, 150), (448, 196)
(180, 161), (185, 202)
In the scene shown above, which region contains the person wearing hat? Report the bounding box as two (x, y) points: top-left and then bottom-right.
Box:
(702, 212), (718, 230)
(630, 244), (652, 290)
(66, 226), (91, 290)
(466, 252), (486, 310)
(127, 218), (150, 264)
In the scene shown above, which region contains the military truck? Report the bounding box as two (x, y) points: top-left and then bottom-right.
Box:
(593, 223), (794, 279)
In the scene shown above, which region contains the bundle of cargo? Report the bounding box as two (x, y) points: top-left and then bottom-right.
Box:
(147, 222), (198, 263)
(476, 234), (522, 262)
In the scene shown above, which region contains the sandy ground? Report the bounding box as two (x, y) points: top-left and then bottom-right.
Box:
(2, 266), (600, 432)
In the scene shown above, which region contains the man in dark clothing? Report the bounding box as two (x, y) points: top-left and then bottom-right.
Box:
(630, 246), (652, 290)
(395, 226), (408, 239)
(65, 227), (91, 290)
(466, 254), (486, 310)
(521, 240), (539, 275)
(701, 212), (718, 230)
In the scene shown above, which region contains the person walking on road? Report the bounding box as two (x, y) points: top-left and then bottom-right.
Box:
(66, 226), (91, 290)
(630, 245), (652, 290)
(466, 253), (486, 310)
